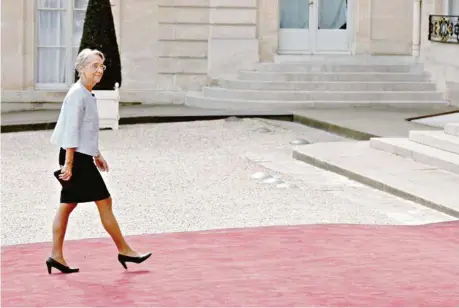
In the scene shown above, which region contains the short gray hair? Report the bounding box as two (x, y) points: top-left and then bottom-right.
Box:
(75, 48), (105, 76)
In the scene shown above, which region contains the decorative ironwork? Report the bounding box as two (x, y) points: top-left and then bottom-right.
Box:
(428, 15), (459, 44)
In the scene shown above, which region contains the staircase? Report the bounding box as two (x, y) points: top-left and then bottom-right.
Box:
(370, 123), (459, 175)
(185, 56), (449, 111)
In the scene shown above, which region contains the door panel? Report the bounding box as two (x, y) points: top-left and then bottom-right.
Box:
(315, 0), (348, 52)
(279, 0), (312, 53)
(278, 0), (349, 53)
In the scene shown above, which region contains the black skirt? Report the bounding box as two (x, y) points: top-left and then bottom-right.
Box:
(58, 148), (110, 203)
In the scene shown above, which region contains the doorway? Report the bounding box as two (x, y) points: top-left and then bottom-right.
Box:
(278, 0), (350, 54)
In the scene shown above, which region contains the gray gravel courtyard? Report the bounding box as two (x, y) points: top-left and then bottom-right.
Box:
(1, 118), (454, 246)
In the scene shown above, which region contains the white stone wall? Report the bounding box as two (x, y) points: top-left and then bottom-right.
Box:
(0, 0), (258, 105)
(419, 0), (459, 106)
(1, 0), (457, 106)
(257, 0), (414, 60)
(360, 0), (414, 55)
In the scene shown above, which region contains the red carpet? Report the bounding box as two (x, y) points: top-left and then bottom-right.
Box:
(2, 221), (459, 307)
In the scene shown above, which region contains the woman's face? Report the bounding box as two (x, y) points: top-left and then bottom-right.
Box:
(81, 54), (105, 84)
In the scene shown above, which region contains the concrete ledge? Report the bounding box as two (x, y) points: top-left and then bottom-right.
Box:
(252, 63), (424, 73)
(292, 107), (456, 139)
(1, 90), (67, 103)
(1, 105), (292, 133)
(370, 137), (459, 175)
(214, 79), (437, 91)
(202, 87), (443, 101)
(185, 93), (449, 113)
(293, 113), (377, 140)
(409, 130), (459, 155)
(274, 54), (420, 65)
(1, 89), (190, 105)
(445, 123), (459, 137)
(293, 141), (459, 218)
(237, 71), (430, 82)
(1, 101), (142, 113)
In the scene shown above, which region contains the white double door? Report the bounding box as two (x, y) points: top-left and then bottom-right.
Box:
(279, 0), (350, 53)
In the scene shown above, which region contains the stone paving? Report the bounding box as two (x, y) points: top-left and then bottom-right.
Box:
(1, 118), (454, 246)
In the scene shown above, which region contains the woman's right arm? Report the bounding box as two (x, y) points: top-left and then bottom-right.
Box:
(62, 95), (85, 149)
(60, 94), (85, 181)
(65, 148), (76, 166)
(60, 148), (76, 181)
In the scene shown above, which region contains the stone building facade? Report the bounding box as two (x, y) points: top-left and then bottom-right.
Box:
(1, 0), (458, 106)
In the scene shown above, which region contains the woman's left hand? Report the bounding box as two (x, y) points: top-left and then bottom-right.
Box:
(95, 155), (109, 172)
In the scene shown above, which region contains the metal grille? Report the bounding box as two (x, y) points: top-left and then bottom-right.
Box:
(428, 15), (459, 44)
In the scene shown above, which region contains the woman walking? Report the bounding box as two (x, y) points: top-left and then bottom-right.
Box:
(48, 48), (151, 274)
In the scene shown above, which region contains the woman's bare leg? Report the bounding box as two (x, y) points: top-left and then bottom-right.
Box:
(95, 197), (139, 256)
(51, 203), (78, 266)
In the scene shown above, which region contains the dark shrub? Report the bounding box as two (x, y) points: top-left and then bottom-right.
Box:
(76, 0), (121, 90)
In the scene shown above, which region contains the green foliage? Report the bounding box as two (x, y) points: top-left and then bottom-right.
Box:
(75, 0), (122, 90)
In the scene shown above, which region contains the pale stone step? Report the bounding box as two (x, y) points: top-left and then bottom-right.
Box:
(202, 87), (443, 101)
(370, 137), (459, 175)
(1, 101), (140, 113)
(253, 63), (423, 73)
(214, 79), (436, 91)
(292, 141), (459, 217)
(445, 123), (459, 137)
(238, 71), (429, 82)
(274, 54), (419, 65)
(409, 130), (459, 155)
(185, 93), (448, 111)
(411, 112), (459, 128)
(1, 102), (62, 113)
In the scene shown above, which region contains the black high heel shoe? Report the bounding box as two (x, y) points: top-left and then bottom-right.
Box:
(46, 257), (79, 274)
(118, 253), (152, 269)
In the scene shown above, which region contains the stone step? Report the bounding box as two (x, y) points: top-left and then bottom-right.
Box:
(409, 130), (459, 155)
(445, 123), (459, 137)
(185, 92), (448, 111)
(370, 137), (459, 175)
(292, 141), (459, 217)
(1, 102), (62, 113)
(238, 71), (430, 82)
(274, 54), (419, 65)
(252, 63), (423, 73)
(202, 87), (443, 101)
(214, 79), (436, 91)
(1, 101), (141, 114)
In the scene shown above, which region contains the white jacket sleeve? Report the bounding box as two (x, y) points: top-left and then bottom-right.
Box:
(62, 94), (85, 149)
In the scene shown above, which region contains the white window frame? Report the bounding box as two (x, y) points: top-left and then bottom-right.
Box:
(35, 1), (87, 90)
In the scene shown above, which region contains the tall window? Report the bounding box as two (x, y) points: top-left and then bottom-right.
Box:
(36, 0), (89, 88)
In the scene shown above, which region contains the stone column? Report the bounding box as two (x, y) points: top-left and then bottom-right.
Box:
(354, 0), (372, 54)
(412, 0), (422, 56)
(257, 0), (279, 62)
